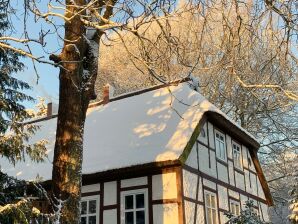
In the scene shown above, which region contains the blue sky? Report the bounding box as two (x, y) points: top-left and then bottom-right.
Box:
(11, 1), (63, 109)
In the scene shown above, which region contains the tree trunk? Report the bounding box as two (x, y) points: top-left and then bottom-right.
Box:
(50, 0), (98, 223)
(49, 0), (116, 221)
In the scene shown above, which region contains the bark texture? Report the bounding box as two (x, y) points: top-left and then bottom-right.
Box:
(51, 0), (99, 223)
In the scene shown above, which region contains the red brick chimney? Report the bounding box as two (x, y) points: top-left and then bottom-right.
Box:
(103, 84), (114, 104)
(47, 102), (53, 117)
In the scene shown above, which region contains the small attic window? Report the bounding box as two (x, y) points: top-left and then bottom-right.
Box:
(215, 130), (226, 161)
(248, 157), (252, 166)
(200, 128), (206, 138)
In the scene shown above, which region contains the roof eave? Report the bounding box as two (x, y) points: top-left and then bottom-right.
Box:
(206, 111), (260, 150)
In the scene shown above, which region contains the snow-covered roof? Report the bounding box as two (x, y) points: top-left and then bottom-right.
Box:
(0, 81), (258, 181)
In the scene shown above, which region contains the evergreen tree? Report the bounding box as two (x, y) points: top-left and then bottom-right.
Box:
(0, 1), (47, 223)
(0, 172), (26, 223)
(0, 0), (46, 165)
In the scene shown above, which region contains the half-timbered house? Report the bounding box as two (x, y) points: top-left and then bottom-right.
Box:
(1, 79), (273, 224)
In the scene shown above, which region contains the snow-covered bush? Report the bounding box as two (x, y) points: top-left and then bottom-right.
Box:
(225, 200), (269, 224)
(289, 174), (298, 223)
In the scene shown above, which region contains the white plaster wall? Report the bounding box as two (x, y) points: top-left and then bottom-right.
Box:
(198, 144), (209, 173)
(247, 152), (256, 172)
(183, 169), (198, 199)
(235, 172), (245, 191)
(242, 146), (248, 168)
(82, 183), (100, 193)
(104, 181), (117, 206)
(198, 124), (216, 179)
(228, 190), (240, 200)
(228, 161), (235, 186)
(240, 194), (248, 209)
(218, 185), (229, 211)
(198, 122), (208, 146)
(203, 178), (217, 190)
(260, 202), (270, 222)
(152, 172), (177, 200)
(103, 209), (117, 224)
(185, 144), (198, 169)
(208, 122), (215, 149)
(153, 203), (178, 224)
(226, 135), (233, 159)
(250, 173), (258, 196)
(196, 205), (205, 224)
(184, 200), (196, 224)
(121, 177), (147, 188)
(220, 211), (229, 224)
(217, 163), (229, 183)
(209, 150), (217, 178)
(197, 177), (203, 202)
(244, 169), (252, 194)
(257, 179), (266, 199)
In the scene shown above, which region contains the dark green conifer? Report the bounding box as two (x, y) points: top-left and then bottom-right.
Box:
(0, 1), (47, 223)
(0, 0), (46, 165)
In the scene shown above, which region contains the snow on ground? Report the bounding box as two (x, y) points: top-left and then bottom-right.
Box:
(0, 82), (257, 181)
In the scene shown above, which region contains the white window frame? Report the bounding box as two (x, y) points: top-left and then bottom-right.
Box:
(215, 129), (226, 161)
(80, 195), (99, 224)
(230, 200), (241, 216)
(232, 141), (242, 169)
(204, 191), (218, 224)
(121, 189), (148, 224)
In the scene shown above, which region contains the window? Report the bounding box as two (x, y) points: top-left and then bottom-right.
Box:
(215, 130), (226, 161)
(80, 196), (99, 224)
(121, 190), (148, 224)
(232, 142), (242, 168)
(230, 200), (240, 216)
(204, 191), (218, 224)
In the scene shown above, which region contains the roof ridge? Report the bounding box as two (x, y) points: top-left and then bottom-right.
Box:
(26, 77), (191, 124)
(89, 77), (190, 108)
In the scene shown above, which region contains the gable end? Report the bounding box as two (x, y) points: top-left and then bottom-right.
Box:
(178, 112), (273, 206)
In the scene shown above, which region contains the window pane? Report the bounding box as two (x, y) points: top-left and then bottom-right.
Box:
(212, 209), (217, 224)
(231, 204), (235, 215)
(125, 212), (134, 224)
(215, 141), (219, 152)
(220, 142), (225, 158)
(81, 201), (87, 215)
(236, 205), (240, 215)
(136, 194), (145, 208)
(205, 194), (210, 206)
(207, 208), (212, 224)
(88, 216), (96, 224)
(125, 195), (134, 209)
(235, 151), (241, 167)
(136, 210), (145, 224)
(211, 195), (216, 208)
(89, 200), (97, 214)
(81, 217), (86, 224)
